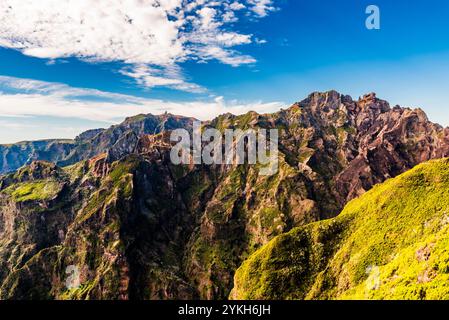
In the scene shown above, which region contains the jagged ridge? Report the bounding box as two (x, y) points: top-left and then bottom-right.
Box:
(0, 113), (195, 174)
(1, 91), (449, 299)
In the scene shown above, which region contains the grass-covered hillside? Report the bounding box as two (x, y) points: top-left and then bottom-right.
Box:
(3, 91), (449, 300)
(231, 158), (449, 300)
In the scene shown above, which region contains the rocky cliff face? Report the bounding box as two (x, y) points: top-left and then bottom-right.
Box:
(1, 91), (449, 299)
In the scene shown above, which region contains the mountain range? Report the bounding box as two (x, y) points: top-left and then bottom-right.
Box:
(1, 91), (449, 299)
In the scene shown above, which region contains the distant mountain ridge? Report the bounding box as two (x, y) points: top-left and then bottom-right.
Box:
(0, 113), (195, 174)
(1, 91), (449, 300)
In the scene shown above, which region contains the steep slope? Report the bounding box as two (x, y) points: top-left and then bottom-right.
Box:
(0, 140), (200, 299)
(182, 91), (449, 298)
(1, 91), (449, 299)
(231, 158), (449, 300)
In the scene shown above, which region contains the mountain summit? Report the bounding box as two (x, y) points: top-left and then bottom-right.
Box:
(1, 91), (449, 299)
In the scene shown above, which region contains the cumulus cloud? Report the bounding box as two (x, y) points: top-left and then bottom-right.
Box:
(0, 0), (276, 92)
(248, 0), (276, 17)
(0, 76), (284, 142)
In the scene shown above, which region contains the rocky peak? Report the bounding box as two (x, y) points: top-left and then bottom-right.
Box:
(2, 91), (449, 301)
(300, 90), (347, 112)
(360, 92), (377, 102)
(357, 92), (390, 113)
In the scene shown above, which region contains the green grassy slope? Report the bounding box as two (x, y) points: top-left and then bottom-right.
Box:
(231, 158), (449, 300)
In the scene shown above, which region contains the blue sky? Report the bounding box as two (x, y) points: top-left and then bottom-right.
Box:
(0, 0), (449, 143)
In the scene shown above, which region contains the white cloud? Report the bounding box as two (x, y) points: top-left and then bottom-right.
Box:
(0, 0), (276, 92)
(0, 76), (284, 142)
(119, 64), (206, 93)
(229, 2), (246, 11)
(248, 0), (276, 17)
(196, 46), (256, 66)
